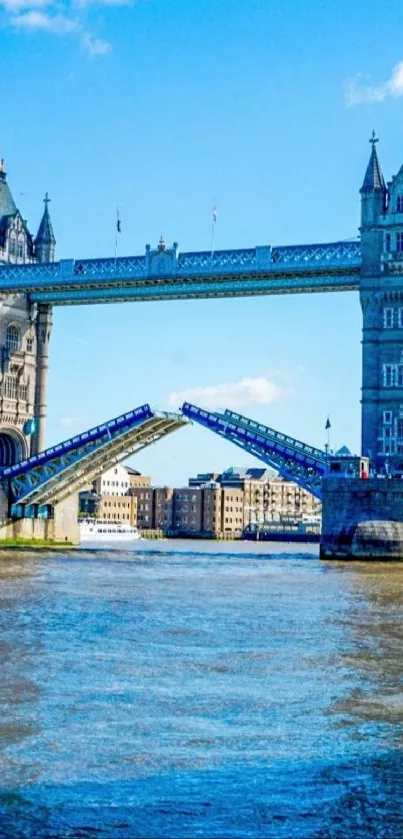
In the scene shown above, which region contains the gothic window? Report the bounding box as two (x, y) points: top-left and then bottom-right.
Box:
(3, 376), (18, 399)
(383, 364), (395, 387)
(9, 237), (16, 256)
(384, 307), (394, 328)
(26, 337), (33, 353)
(17, 241), (24, 259)
(5, 324), (21, 352)
(19, 383), (28, 401)
(397, 196), (403, 213)
(386, 233), (391, 252)
(397, 232), (403, 252)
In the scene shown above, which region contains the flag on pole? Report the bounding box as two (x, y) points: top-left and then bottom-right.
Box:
(211, 204), (217, 257)
(325, 417), (331, 430)
(116, 209), (121, 234)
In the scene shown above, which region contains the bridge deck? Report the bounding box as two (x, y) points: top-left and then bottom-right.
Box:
(0, 241), (361, 304)
(8, 407), (187, 509)
(181, 402), (325, 498)
(221, 409), (326, 463)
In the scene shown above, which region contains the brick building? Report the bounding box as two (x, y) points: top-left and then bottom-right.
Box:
(97, 494), (137, 526)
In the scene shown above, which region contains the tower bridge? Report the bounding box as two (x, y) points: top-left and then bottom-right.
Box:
(0, 137), (403, 557)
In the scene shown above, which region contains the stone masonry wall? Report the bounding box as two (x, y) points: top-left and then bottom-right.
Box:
(321, 477), (403, 559)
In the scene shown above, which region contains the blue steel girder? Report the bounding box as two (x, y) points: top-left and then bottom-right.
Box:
(0, 240), (361, 306)
(8, 408), (187, 507)
(181, 403), (325, 499)
(221, 409), (326, 464)
(25, 414), (185, 507)
(2, 404), (153, 480)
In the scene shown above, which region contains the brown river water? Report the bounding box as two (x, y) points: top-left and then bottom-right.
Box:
(0, 539), (401, 838)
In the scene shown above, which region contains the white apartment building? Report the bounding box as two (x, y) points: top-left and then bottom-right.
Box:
(93, 464), (131, 497)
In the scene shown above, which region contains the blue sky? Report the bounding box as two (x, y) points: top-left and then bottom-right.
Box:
(1, 0), (403, 484)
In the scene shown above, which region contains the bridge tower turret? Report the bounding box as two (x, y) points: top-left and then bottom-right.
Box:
(360, 134), (403, 474)
(360, 132), (387, 271)
(34, 193), (56, 264)
(0, 159), (55, 466)
(32, 194), (56, 454)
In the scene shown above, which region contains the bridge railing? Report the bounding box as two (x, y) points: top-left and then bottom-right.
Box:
(0, 241), (362, 292)
(1, 404), (153, 479)
(181, 402), (325, 498)
(221, 409), (326, 463)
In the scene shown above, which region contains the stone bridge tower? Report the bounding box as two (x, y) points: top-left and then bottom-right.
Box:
(360, 134), (403, 474)
(0, 159), (55, 465)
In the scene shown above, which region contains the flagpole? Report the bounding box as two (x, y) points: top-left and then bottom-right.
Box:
(211, 203), (217, 257)
(114, 207), (119, 262)
(325, 417), (331, 463)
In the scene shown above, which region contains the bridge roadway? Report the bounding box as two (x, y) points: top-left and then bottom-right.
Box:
(0, 240), (361, 305)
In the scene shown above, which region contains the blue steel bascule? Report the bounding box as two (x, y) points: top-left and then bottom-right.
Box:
(181, 404), (326, 500)
(0, 136), (403, 556)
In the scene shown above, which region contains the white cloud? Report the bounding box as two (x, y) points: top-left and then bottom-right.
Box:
(167, 376), (284, 411)
(11, 10), (78, 33)
(3, 0), (50, 10)
(81, 31), (111, 55)
(346, 61), (403, 107)
(1, 0), (126, 53)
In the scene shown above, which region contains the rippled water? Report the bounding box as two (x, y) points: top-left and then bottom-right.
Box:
(0, 540), (402, 838)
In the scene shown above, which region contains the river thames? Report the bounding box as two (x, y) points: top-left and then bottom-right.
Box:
(0, 540), (401, 838)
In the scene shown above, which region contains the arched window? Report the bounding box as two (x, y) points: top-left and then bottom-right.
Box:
(5, 324), (21, 352)
(9, 236), (16, 256)
(0, 433), (19, 466)
(17, 240), (24, 259)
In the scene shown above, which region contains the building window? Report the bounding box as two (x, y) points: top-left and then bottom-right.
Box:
(9, 237), (16, 256)
(383, 411), (392, 425)
(3, 376), (17, 399)
(398, 308), (403, 329)
(384, 307), (394, 328)
(385, 233), (391, 252)
(397, 418), (403, 439)
(397, 195), (403, 213)
(397, 365), (403, 387)
(17, 241), (24, 259)
(383, 364), (395, 387)
(26, 337), (33, 353)
(397, 232), (403, 252)
(5, 324), (20, 352)
(19, 383), (28, 400)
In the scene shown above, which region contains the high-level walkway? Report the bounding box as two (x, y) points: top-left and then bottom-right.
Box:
(0, 240), (361, 305)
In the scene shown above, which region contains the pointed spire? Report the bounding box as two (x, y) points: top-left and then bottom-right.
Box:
(35, 193), (56, 246)
(0, 157), (17, 217)
(361, 131), (386, 193)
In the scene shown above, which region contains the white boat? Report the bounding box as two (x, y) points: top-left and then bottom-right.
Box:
(79, 519), (142, 542)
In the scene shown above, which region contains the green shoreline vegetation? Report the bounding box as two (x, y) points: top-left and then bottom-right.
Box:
(0, 538), (75, 550)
